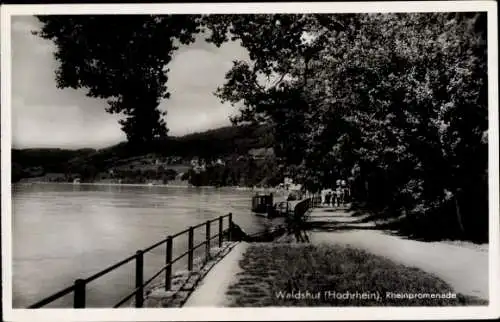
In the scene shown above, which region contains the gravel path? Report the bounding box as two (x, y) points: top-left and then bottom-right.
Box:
(308, 208), (489, 300)
(183, 242), (249, 307)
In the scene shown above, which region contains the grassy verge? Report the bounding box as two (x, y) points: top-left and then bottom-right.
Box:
(225, 244), (488, 307)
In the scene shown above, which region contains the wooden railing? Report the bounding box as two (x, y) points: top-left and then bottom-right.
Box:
(248, 196), (318, 242)
(28, 213), (234, 309)
(292, 195), (321, 219)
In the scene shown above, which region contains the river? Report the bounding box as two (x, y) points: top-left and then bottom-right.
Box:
(12, 183), (280, 308)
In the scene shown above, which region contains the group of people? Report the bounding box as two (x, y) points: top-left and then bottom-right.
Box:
(321, 179), (351, 207)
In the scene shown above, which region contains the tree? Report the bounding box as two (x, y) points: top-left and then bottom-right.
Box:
(33, 13), (487, 241)
(35, 15), (201, 147)
(203, 15), (344, 171)
(207, 13), (488, 241)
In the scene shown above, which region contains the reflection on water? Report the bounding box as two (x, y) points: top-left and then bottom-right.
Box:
(12, 183), (274, 308)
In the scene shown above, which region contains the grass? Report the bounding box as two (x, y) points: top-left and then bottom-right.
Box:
(225, 244), (488, 307)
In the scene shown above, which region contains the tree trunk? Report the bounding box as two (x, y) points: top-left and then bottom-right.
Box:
(454, 188), (465, 235)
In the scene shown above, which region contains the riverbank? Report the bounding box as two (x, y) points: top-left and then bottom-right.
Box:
(13, 181), (278, 191)
(219, 243), (487, 307)
(180, 205), (489, 307)
(15, 181), (189, 188)
(143, 241), (241, 308)
(183, 242), (249, 307)
(180, 240), (488, 307)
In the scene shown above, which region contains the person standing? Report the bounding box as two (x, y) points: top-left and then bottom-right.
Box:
(325, 190), (332, 207)
(321, 189), (327, 205)
(341, 180), (348, 204)
(335, 186), (343, 207)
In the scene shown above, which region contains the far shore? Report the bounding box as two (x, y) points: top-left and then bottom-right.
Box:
(13, 181), (280, 191)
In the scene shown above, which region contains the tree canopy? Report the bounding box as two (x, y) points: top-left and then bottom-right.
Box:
(207, 13), (488, 242)
(34, 13), (488, 242)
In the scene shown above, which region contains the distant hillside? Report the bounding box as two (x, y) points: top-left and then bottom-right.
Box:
(12, 124), (277, 185)
(166, 123), (274, 157)
(12, 148), (97, 182)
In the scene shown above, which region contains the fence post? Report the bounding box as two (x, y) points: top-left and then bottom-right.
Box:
(228, 213), (233, 242)
(73, 279), (86, 308)
(188, 226), (194, 271)
(135, 250), (144, 308)
(165, 236), (172, 291)
(205, 221), (211, 262)
(218, 216), (223, 247)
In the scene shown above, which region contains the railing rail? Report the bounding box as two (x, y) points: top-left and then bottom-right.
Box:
(249, 196), (320, 240)
(292, 196), (317, 219)
(28, 213), (234, 309)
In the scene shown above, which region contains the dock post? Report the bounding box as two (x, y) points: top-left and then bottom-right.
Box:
(218, 216), (223, 247)
(228, 213), (233, 241)
(135, 250), (144, 308)
(73, 279), (86, 308)
(205, 221), (211, 262)
(165, 236), (172, 291)
(188, 227), (194, 271)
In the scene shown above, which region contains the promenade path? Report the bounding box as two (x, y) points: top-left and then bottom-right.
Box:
(183, 205), (488, 306)
(183, 242), (249, 307)
(307, 206), (489, 300)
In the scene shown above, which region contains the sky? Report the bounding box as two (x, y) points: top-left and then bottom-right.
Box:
(11, 16), (250, 149)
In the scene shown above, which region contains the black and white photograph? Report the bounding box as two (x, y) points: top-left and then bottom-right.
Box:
(1, 2), (499, 321)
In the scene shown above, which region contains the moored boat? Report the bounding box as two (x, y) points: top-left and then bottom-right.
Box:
(251, 193), (273, 215)
(251, 193), (290, 218)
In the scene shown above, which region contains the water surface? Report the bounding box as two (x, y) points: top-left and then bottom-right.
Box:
(12, 183), (277, 308)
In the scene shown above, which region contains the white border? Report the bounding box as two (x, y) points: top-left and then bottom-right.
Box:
(1, 2), (499, 321)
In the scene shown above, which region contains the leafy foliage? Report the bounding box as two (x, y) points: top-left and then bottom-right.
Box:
(207, 13), (488, 242)
(30, 13), (488, 242)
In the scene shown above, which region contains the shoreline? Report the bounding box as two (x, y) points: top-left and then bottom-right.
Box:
(14, 181), (279, 191)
